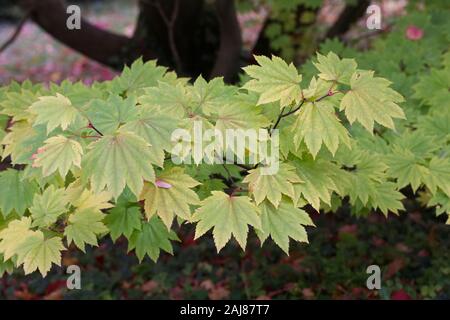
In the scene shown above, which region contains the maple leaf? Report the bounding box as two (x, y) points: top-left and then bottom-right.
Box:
(28, 93), (84, 134)
(0, 169), (38, 218)
(313, 52), (357, 84)
(189, 76), (237, 115)
(30, 186), (68, 228)
(122, 105), (180, 167)
(243, 55), (302, 107)
(86, 95), (138, 134)
(140, 167), (200, 229)
(0, 217), (35, 260)
(340, 71), (405, 132)
(424, 157), (450, 196)
(369, 182), (404, 216)
(14, 231), (65, 276)
(32, 135), (83, 177)
(257, 199), (313, 254)
(192, 191), (261, 252)
(64, 209), (108, 252)
(293, 100), (351, 157)
(82, 130), (156, 198)
(139, 81), (189, 115)
(243, 163), (302, 207)
(128, 216), (179, 262)
(215, 96), (270, 134)
(110, 59), (167, 95)
(105, 206), (142, 241)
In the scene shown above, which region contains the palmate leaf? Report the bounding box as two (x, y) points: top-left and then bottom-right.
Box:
(28, 93), (84, 134)
(140, 81), (189, 115)
(110, 59), (167, 95)
(14, 231), (64, 277)
(128, 216), (179, 262)
(64, 209), (108, 252)
(386, 146), (429, 192)
(257, 199), (313, 254)
(140, 167), (200, 229)
(0, 217), (35, 261)
(86, 95), (138, 134)
(1, 89), (38, 121)
(0, 217), (64, 276)
(368, 182), (404, 216)
(291, 158), (341, 210)
(293, 100), (351, 157)
(215, 95), (270, 134)
(340, 71), (405, 132)
(30, 186), (68, 228)
(2, 122), (48, 165)
(82, 130), (156, 199)
(192, 191), (261, 252)
(0, 169), (39, 218)
(243, 163), (302, 207)
(122, 105), (181, 167)
(105, 206), (142, 241)
(424, 157), (450, 196)
(313, 52), (357, 85)
(189, 76), (237, 115)
(32, 135), (83, 177)
(243, 55), (302, 107)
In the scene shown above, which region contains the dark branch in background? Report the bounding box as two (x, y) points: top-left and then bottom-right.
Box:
(17, 0), (133, 69)
(209, 0), (242, 82)
(325, 0), (370, 39)
(0, 9), (31, 55)
(150, 0), (183, 73)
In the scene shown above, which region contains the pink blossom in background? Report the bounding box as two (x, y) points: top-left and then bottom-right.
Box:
(405, 25), (424, 40)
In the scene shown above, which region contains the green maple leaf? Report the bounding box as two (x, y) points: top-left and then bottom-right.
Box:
(215, 97), (270, 134)
(192, 191), (261, 252)
(64, 209), (108, 252)
(340, 71), (405, 132)
(32, 135), (83, 177)
(111, 59), (167, 95)
(14, 231), (64, 276)
(386, 147), (429, 191)
(413, 68), (450, 109)
(424, 157), (450, 196)
(30, 186), (68, 228)
(86, 95), (138, 134)
(293, 100), (351, 157)
(105, 206), (142, 241)
(140, 81), (189, 115)
(0, 169), (38, 218)
(128, 216), (179, 262)
(0, 217), (35, 260)
(189, 76), (237, 115)
(243, 55), (302, 107)
(313, 52), (357, 85)
(82, 130), (156, 198)
(140, 167), (200, 228)
(28, 93), (84, 134)
(257, 199), (313, 254)
(0, 253), (14, 276)
(291, 158), (341, 210)
(243, 163), (302, 207)
(1, 89), (37, 121)
(122, 105), (180, 167)
(368, 182), (404, 216)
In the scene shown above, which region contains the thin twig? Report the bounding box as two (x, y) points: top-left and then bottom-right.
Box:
(152, 0), (182, 73)
(0, 10), (31, 55)
(88, 123), (104, 136)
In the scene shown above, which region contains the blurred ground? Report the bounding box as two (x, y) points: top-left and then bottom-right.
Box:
(1, 205), (449, 300)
